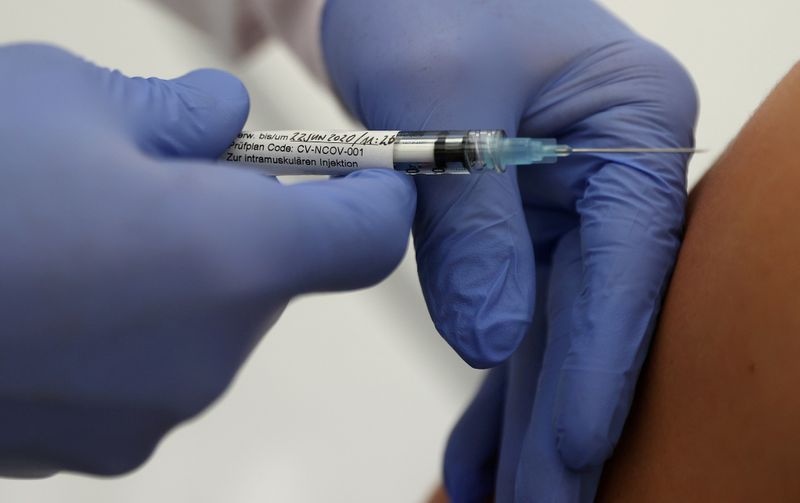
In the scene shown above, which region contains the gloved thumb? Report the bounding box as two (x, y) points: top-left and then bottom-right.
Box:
(142, 160), (415, 308)
(269, 169), (417, 295)
(108, 68), (249, 159)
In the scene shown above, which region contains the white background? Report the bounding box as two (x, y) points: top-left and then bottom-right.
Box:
(0, 1), (798, 501)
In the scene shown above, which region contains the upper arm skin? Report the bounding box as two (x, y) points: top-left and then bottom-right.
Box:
(597, 62), (800, 501)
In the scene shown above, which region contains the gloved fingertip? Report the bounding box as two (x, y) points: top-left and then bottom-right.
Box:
(554, 369), (632, 470)
(122, 68), (249, 159)
(170, 69), (250, 154)
(556, 424), (615, 472)
(444, 317), (530, 369)
(281, 168), (416, 293)
(341, 169), (417, 231)
(414, 167), (534, 369)
(172, 68), (250, 113)
(344, 166), (416, 194)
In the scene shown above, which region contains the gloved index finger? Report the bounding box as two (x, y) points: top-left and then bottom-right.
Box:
(412, 121), (536, 369)
(554, 149), (691, 470)
(535, 41), (699, 471)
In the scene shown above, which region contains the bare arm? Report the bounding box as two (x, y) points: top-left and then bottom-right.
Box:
(598, 62), (800, 501)
(430, 62), (800, 503)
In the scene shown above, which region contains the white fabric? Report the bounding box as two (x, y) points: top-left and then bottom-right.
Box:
(155, 0), (327, 81)
(243, 0), (328, 81)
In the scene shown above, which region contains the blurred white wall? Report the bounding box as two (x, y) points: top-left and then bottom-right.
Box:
(0, 1), (797, 502)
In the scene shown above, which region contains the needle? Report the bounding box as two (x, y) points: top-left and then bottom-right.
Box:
(557, 146), (704, 155)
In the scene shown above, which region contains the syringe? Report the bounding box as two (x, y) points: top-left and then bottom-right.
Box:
(221, 130), (698, 176)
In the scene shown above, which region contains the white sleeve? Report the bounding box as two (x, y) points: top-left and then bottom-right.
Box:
(153, 0), (328, 81)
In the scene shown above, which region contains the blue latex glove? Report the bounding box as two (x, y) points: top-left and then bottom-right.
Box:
(0, 43), (415, 477)
(323, 1), (697, 500)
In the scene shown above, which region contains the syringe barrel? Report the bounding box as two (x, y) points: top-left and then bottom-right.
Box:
(392, 130), (507, 174)
(221, 130), (508, 176)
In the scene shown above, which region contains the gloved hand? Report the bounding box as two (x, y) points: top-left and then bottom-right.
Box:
(323, 1), (697, 500)
(0, 43), (414, 477)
